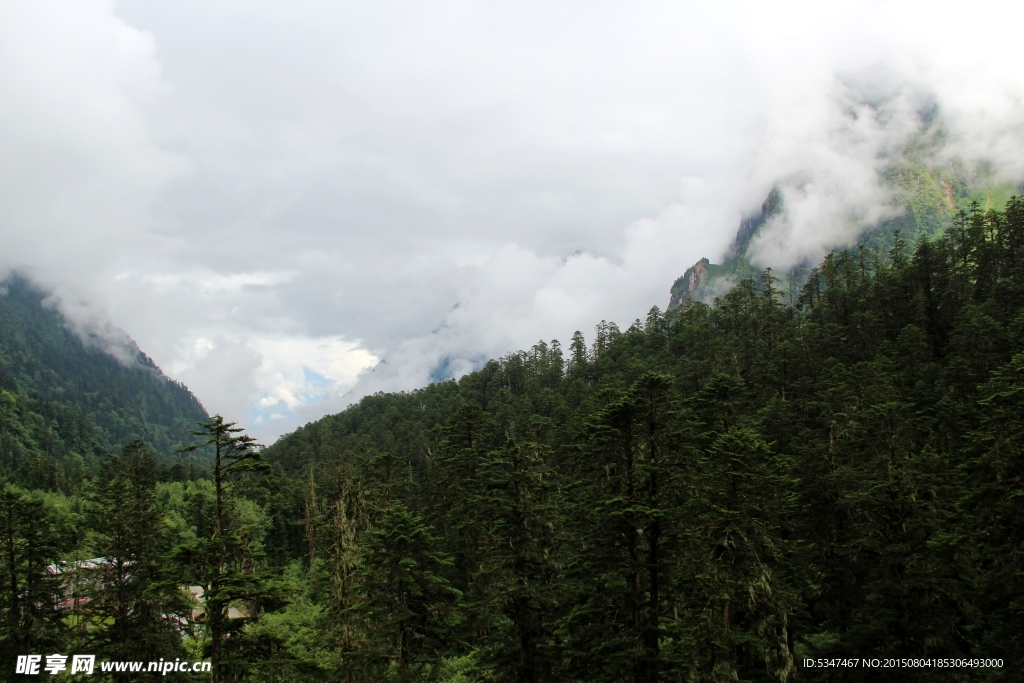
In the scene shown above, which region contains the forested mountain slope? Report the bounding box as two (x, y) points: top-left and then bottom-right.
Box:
(0, 275), (208, 488)
(6, 199), (1023, 682)
(256, 197), (1024, 681)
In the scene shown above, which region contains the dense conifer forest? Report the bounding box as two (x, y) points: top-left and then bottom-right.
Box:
(0, 276), (209, 490)
(3, 198), (1024, 681)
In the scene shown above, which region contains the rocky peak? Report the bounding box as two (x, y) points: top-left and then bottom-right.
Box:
(667, 188), (782, 311)
(667, 257), (710, 310)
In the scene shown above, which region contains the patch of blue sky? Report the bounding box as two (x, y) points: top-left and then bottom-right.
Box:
(302, 366), (333, 388)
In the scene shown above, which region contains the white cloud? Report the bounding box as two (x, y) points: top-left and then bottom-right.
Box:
(0, 0), (184, 279)
(175, 335), (261, 422)
(169, 331), (377, 440)
(250, 334), (377, 407)
(144, 270), (297, 295)
(3, 0), (1024, 441)
(746, 75), (927, 271)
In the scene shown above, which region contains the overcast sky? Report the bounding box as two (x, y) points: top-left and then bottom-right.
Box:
(2, 0), (1023, 442)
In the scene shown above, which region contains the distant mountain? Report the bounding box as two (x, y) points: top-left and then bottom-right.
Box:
(668, 158), (1015, 309)
(0, 275), (208, 490)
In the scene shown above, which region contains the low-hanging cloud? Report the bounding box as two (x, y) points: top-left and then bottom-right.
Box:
(746, 74), (931, 271)
(3, 0), (1024, 441)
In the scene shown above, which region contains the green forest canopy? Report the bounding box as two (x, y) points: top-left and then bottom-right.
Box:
(257, 199), (1024, 681)
(3, 198), (1024, 682)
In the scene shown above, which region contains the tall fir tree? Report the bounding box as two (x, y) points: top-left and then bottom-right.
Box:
(177, 416), (273, 682)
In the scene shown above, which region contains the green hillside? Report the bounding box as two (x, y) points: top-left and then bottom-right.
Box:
(0, 275), (208, 489)
(246, 196), (1024, 681)
(5, 198), (1024, 681)
(2, 196), (1024, 679)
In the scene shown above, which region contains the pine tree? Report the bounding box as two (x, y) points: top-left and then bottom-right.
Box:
(475, 416), (559, 683)
(0, 484), (67, 673)
(177, 416), (272, 682)
(83, 440), (189, 681)
(431, 403), (494, 614)
(351, 501), (459, 682)
(555, 372), (679, 683)
(681, 426), (798, 682)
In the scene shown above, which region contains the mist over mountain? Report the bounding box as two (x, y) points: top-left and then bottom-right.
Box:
(5, 184), (1024, 680)
(5, 1), (1024, 440)
(669, 136), (1021, 310)
(245, 192), (1024, 680)
(7, 2), (1024, 679)
(0, 274), (208, 489)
